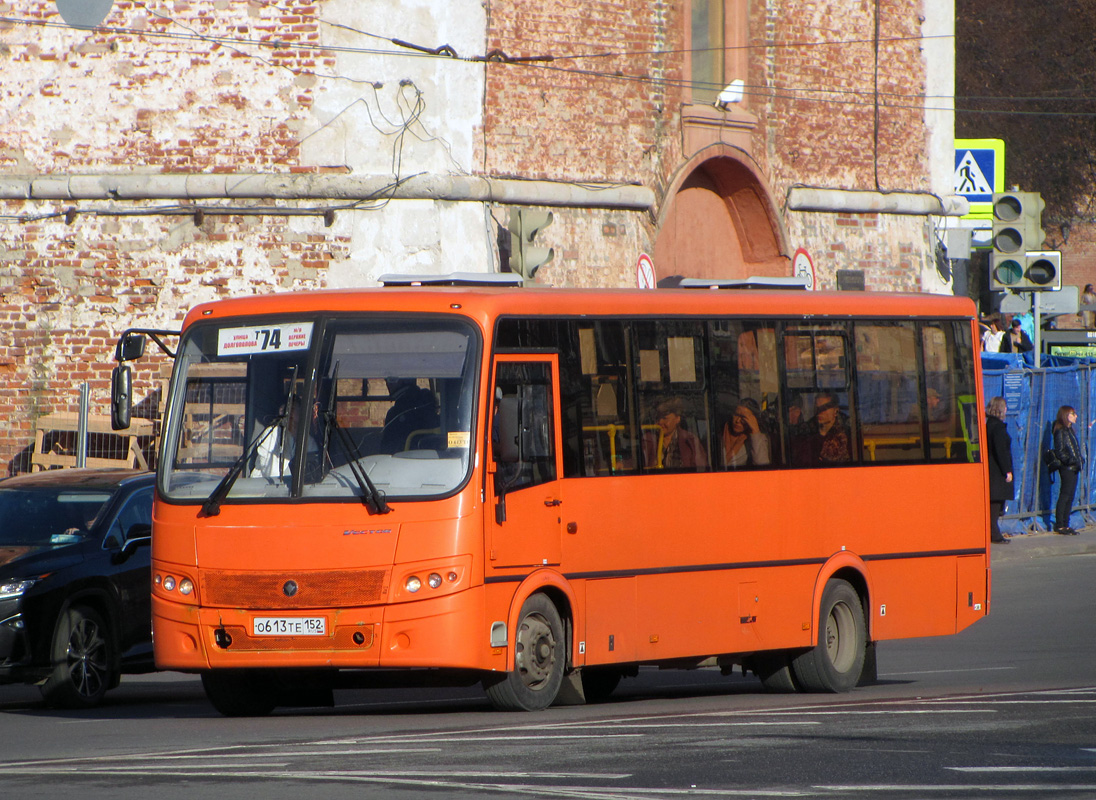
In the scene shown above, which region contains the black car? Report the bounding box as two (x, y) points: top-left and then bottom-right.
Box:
(0, 468), (155, 708)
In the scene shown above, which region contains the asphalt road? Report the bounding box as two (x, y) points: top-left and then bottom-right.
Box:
(1, 531), (1094, 800)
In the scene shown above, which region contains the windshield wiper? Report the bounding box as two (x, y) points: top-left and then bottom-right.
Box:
(201, 365), (298, 517)
(321, 361), (390, 515)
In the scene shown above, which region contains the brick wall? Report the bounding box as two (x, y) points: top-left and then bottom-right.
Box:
(482, 0), (683, 187)
(0, 0), (945, 473)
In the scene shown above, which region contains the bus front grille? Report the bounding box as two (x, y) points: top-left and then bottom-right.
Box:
(200, 569), (388, 608)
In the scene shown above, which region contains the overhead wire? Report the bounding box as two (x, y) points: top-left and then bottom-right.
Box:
(2, 12), (1094, 118)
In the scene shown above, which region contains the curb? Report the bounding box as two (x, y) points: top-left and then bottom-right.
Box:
(991, 527), (1096, 562)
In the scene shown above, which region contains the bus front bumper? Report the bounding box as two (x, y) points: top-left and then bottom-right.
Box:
(152, 586), (502, 672)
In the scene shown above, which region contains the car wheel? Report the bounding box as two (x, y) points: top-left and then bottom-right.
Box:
(41, 605), (114, 709)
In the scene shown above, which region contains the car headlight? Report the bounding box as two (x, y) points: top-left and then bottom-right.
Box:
(0, 578), (36, 601)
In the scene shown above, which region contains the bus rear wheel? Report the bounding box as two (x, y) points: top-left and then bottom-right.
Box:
(484, 594), (565, 711)
(202, 670), (278, 717)
(791, 579), (866, 693)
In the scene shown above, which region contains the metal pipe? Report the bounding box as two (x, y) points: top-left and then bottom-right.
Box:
(787, 187), (969, 217)
(0, 173), (656, 212)
(76, 382), (89, 469)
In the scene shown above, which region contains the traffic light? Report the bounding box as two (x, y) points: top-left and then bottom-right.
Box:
(989, 191), (1057, 291)
(991, 251), (1062, 291)
(991, 191), (1044, 256)
(508, 209), (554, 281)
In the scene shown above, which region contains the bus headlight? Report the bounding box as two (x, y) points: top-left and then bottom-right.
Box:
(393, 556), (471, 602)
(154, 570), (198, 601)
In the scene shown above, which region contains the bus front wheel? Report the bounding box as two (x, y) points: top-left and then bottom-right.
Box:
(791, 579), (866, 693)
(484, 593), (565, 711)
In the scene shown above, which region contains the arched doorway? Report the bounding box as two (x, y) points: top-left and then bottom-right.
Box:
(653, 147), (787, 283)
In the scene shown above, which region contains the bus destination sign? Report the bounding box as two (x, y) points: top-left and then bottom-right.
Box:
(217, 322), (314, 356)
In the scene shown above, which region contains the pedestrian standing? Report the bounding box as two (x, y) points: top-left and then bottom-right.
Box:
(981, 316), (1004, 352)
(985, 396), (1013, 544)
(1001, 318), (1034, 353)
(1082, 284), (1096, 329)
(1051, 405), (1083, 535)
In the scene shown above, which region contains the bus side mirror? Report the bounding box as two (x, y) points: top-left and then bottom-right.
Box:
(116, 332), (147, 363)
(111, 364), (132, 430)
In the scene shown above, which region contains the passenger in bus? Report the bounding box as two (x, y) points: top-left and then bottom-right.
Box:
(644, 397), (708, 469)
(925, 388), (949, 422)
(792, 393), (851, 465)
(722, 398), (771, 468)
(380, 378), (438, 453)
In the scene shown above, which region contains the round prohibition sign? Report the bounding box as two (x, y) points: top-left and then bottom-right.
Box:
(637, 253), (656, 289)
(793, 248), (816, 291)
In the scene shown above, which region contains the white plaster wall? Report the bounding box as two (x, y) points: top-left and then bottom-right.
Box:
(331, 199), (499, 287)
(922, 0), (957, 296)
(306, 0), (492, 284)
(922, 0), (956, 200)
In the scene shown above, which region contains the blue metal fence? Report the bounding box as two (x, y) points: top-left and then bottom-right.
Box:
(982, 352), (1096, 535)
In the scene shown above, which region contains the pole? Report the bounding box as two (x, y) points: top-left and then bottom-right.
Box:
(76, 382), (89, 468)
(1034, 292), (1042, 369)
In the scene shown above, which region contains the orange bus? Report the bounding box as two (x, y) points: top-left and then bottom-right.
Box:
(112, 278), (990, 715)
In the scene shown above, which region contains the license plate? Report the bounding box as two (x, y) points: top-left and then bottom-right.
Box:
(252, 617), (326, 636)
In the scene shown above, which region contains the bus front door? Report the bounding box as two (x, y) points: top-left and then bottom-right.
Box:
(488, 355), (564, 568)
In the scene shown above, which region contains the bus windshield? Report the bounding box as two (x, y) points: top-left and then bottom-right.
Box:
(160, 316), (478, 504)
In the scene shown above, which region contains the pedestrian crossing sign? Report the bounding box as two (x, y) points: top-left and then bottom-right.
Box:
(954, 138), (1004, 219)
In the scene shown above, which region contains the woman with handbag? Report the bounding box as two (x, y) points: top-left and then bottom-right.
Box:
(985, 397), (1013, 544)
(1051, 405), (1083, 535)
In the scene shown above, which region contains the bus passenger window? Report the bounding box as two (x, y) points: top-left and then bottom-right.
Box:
(923, 322), (979, 462)
(633, 321), (711, 472)
(709, 321), (779, 470)
(782, 325), (857, 467)
(855, 322), (923, 463)
(492, 362), (557, 493)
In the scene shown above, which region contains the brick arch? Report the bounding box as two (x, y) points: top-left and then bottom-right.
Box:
(653, 147), (788, 282)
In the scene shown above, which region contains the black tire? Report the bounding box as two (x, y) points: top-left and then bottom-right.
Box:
(791, 579), (866, 693)
(858, 640), (878, 686)
(750, 651), (801, 693)
(201, 671), (278, 717)
(41, 605), (114, 709)
(580, 667), (623, 703)
(483, 594), (565, 711)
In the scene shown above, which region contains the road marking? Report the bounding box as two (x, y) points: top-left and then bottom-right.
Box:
(949, 766), (1096, 773)
(820, 784), (1096, 793)
(880, 666), (1016, 676)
